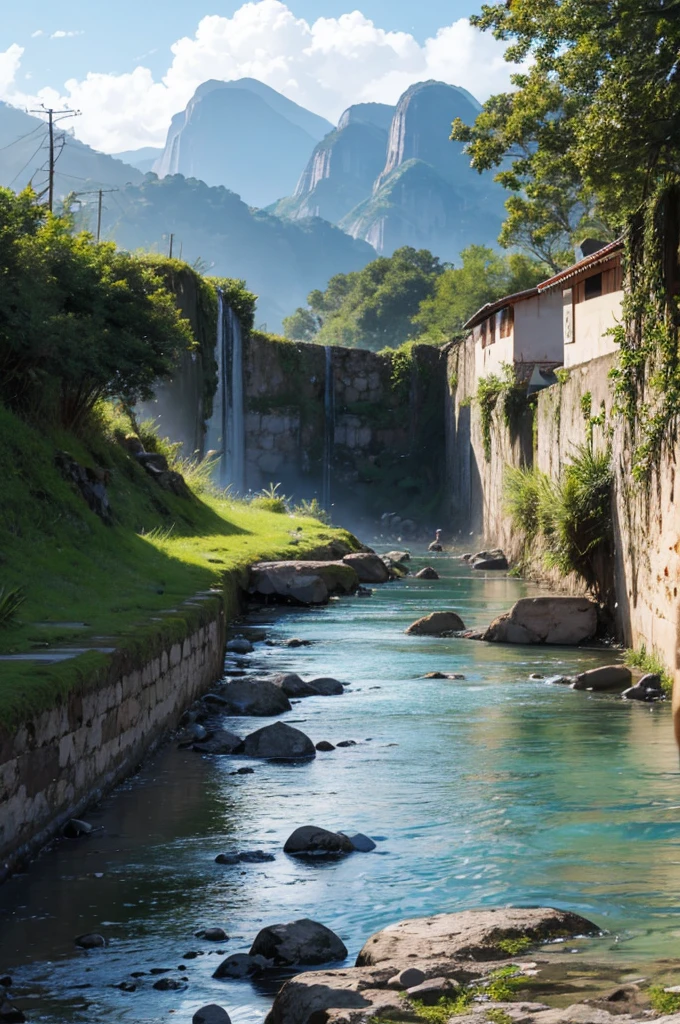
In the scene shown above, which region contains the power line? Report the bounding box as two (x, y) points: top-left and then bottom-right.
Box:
(29, 106), (80, 212)
(72, 187), (119, 241)
(0, 123), (45, 153)
(7, 138), (47, 188)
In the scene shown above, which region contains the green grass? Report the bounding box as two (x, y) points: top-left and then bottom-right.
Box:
(496, 937), (532, 956)
(648, 986), (680, 1014)
(624, 645), (673, 695)
(0, 402), (358, 730)
(409, 995), (472, 1022)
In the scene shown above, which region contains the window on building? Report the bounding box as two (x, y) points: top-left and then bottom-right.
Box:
(499, 306), (514, 338)
(481, 313), (495, 348)
(584, 272), (603, 300)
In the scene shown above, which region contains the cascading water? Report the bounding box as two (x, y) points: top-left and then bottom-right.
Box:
(204, 290), (245, 492)
(322, 345), (335, 510)
(227, 305), (245, 493)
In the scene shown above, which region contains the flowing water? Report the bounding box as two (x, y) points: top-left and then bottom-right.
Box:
(1, 555), (679, 1023)
(204, 295), (245, 491)
(322, 345), (335, 511)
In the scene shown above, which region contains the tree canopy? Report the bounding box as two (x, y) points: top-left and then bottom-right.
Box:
(284, 244), (548, 349)
(0, 187), (194, 429)
(451, 0), (680, 267)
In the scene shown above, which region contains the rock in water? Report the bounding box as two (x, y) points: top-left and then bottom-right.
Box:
(193, 1006), (232, 1024)
(217, 680), (291, 716)
(622, 672), (664, 701)
(571, 665), (632, 691)
(270, 673), (319, 698)
(193, 730), (244, 755)
(342, 553), (390, 583)
(406, 611), (465, 636)
(307, 677), (344, 695)
(63, 819), (93, 839)
(315, 741), (335, 751)
(249, 919), (347, 966)
(248, 561), (359, 605)
(212, 954), (270, 979)
(342, 832), (376, 852)
(415, 567), (440, 579)
(242, 722), (315, 760)
(75, 932), (107, 949)
(356, 907), (598, 965)
(226, 637), (253, 654)
(196, 927), (229, 940)
(284, 826), (354, 857)
(384, 551), (410, 564)
(472, 557), (509, 571)
(481, 597), (598, 645)
(0, 1001), (25, 1023)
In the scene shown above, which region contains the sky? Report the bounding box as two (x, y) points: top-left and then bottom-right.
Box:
(0, 0), (518, 154)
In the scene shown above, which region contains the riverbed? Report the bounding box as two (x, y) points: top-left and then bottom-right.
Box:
(1, 554), (678, 1024)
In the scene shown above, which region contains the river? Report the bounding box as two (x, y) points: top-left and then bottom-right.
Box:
(1, 554), (678, 1023)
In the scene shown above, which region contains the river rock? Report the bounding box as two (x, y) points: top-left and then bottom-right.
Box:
(406, 611), (466, 636)
(480, 597), (598, 646)
(422, 671), (465, 680)
(215, 851), (274, 865)
(217, 680), (291, 716)
(316, 741), (335, 751)
(270, 673), (319, 698)
(196, 927), (229, 940)
(152, 977), (186, 991)
(386, 550), (410, 562)
(284, 826), (354, 857)
(0, 1001), (25, 1023)
(308, 677), (344, 695)
(193, 1006), (232, 1024)
(472, 549), (505, 563)
(357, 907), (598, 966)
(473, 557), (509, 571)
(213, 953), (271, 979)
(75, 932), (107, 949)
(226, 637), (253, 654)
(342, 553), (390, 583)
(193, 729), (244, 755)
(342, 832), (376, 852)
(622, 672), (664, 701)
(571, 666), (632, 691)
(249, 561), (359, 605)
(415, 567), (440, 580)
(388, 967), (426, 989)
(242, 722), (315, 760)
(249, 919), (348, 966)
(63, 818), (93, 839)
(407, 976), (460, 1004)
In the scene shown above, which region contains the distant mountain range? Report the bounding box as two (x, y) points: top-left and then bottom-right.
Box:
(87, 173), (373, 330)
(151, 78), (334, 208)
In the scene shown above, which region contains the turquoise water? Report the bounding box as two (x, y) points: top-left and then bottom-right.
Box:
(1, 555), (678, 1023)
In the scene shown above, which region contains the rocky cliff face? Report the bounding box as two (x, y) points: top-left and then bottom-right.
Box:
(275, 80), (505, 261)
(272, 102), (394, 225)
(154, 79), (333, 208)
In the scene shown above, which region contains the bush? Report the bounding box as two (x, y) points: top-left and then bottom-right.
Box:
(293, 498), (331, 524)
(251, 482), (289, 514)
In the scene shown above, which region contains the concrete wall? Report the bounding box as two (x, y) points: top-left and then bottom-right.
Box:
(446, 343), (680, 682)
(243, 336), (447, 522)
(567, 291), (623, 368)
(0, 602), (226, 880)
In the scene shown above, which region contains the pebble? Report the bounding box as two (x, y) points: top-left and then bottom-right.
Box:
(75, 933), (106, 949)
(315, 741), (335, 751)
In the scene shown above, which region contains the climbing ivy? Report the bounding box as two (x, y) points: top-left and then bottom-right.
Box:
(609, 176), (680, 482)
(475, 363), (529, 460)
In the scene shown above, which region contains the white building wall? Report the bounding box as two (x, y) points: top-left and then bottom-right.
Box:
(565, 290), (623, 368)
(512, 290), (564, 363)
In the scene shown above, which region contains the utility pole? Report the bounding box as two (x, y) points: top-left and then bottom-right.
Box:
(169, 233), (174, 258)
(72, 188), (118, 241)
(29, 106), (80, 212)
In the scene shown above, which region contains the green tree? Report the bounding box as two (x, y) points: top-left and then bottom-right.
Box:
(0, 187), (194, 429)
(450, 0), (680, 264)
(288, 246), (445, 351)
(282, 307), (321, 342)
(414, 246), (548, 342)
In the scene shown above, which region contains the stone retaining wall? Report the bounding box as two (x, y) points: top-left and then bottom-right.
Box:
(0, 605), (226, 880)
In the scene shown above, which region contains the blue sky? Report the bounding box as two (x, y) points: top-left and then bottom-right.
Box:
(1, 1), (511, 153)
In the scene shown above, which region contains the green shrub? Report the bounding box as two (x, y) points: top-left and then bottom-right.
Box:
(504, 466), (553, 541)
(0, 586), (26, 629)
(497, 936), (532, 956)
(649, 986), (680, 1014)
(476, 364), (529, 460)
(293, 498), (331, 524)
(251, 482), (289, 514)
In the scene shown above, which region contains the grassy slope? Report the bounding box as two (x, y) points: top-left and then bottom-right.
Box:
(0, 403), (357, 729)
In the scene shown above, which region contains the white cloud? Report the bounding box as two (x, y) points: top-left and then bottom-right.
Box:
(0, 44), (23, 94)
(51, 30), (84, 39)
(31, 30), (44, 38)
(0, 1), (519, 153)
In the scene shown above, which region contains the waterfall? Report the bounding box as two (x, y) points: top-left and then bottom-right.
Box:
(227, 306), (245, 493)
(204, 290), (245, 492)
(322, 345), (335, 510)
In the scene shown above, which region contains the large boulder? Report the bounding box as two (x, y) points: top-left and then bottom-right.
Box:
(270, 673), (320, 698)
(473, 557), (509, 571)
(192, 1006), (232, 1024)
(385, 550), (410, 564)
(481, 597), (598, 646)
(217, 680), (291, 716)
(284, 826), (354, 857)
(249, 561), (359, 605)
(415, 567), (440, 580)
(622, 672), (664, 701)
(342, 553), (391, 583)
(356, 907), (597, 966)
(249, 918), (348, 967)
(193, 729), (244, 754)
(308, 677), (344, 696)
(242, 722), (316, 760)
(406, 611), (465, 636)
(571, 666), (632, 691)
(213, 953), (271, 979)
